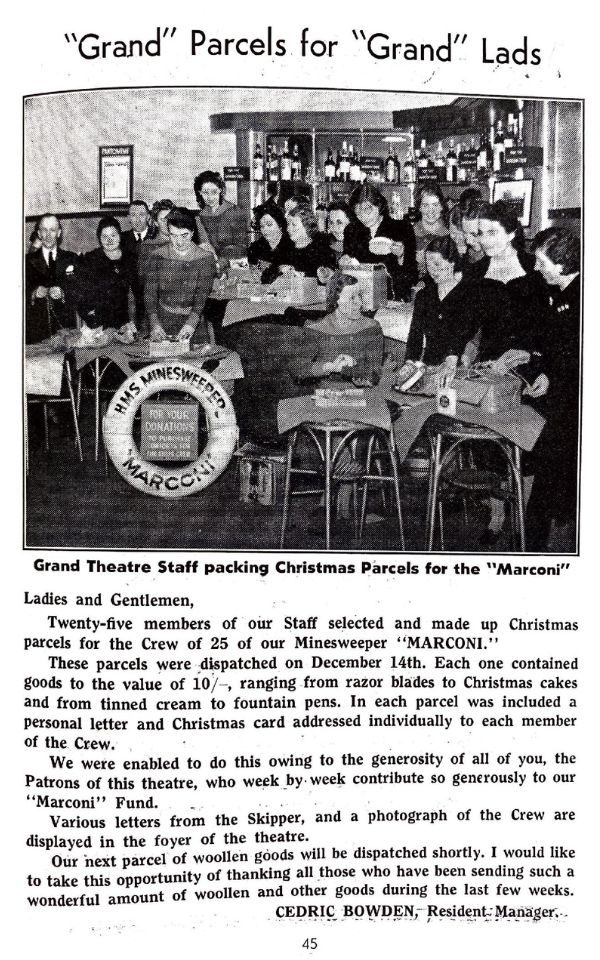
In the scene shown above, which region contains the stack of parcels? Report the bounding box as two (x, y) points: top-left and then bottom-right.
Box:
(416, 366), (523, 414)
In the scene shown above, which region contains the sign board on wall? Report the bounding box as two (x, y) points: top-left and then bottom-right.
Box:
(140, 401), (199, 462)
(99, 145), (133, 208)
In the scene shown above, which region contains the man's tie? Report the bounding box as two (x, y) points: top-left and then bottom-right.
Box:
(47, 250), (57, 284)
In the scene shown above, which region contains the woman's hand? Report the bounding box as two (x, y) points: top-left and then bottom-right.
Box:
(323, 354), (355, 374)
(338, 255), (360, 269)
(48, 286), (64, 301)
(150, 324), (167, 342)
(492, 349), (531, 375)
(33, 285), (49, 299)
(316, 266), (334, 285)
(177, 323), (195, 342)
(116, 321), (137, 344)
(523, 373), (550, 398)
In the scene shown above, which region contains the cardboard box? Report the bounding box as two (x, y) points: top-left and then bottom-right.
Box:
(237, 443), (287, 506)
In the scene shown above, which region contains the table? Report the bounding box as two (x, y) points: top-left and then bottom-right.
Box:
(25, 345), (83, 470)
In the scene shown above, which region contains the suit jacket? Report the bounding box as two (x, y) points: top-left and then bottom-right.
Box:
(120, 225), (158, 260)
(25, 247), (79, 343)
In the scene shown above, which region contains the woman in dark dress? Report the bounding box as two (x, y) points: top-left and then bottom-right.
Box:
(526, 227), (581, 551)
(248, 204), (294, 283)
(405, 235), (481, 373)
(467, 201), (550, 544)
(326, 200), (370, 267)
(76, 216), (137, 334)
(277, 203), (337, 277)
(349, 184), (417, 301)
(470, 201), (548, 374)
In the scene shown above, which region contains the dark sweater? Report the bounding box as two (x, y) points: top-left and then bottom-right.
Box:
(406, 278), (482, 365)
(279, 236), (337, 277)
(75, 247), (136, 329)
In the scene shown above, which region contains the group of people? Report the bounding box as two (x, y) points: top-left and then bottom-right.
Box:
(25, 171), (250, 347)
(25, 170), (580, 550)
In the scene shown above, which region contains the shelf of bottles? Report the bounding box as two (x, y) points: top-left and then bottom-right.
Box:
(244, 105), (531, 230)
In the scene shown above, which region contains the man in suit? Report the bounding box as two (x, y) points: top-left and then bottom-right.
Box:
(25, 214), (79, 343)
(120, 200), (156, 256)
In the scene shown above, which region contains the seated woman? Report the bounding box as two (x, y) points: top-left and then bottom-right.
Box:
(302, 273), (384, 385)
(349, 184), (417, 301)
(248, 204), (294, 282)
(326, 201), (370, 267)
(276, 203), (337, 277)
(76, 216), (137, 335)
(194, 170), (247, 268)
(144, 207), (216, 344)
(405, 235), (481, 376)
(413, 185), (450, 277)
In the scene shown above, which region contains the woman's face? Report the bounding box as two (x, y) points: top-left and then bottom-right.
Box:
(354, 200), (382, 231)
(286, 214), (310, 247)
(420, 193), (444, 227)
(337, 283), (363, 320)
(328, 209), (350, 243)
(478, 217), (516, 258)
(169, 225), (195, 256)
(99, 226), (121, 253)
(259, 214), (283, 248)
(199, 182), (221, 210)
(426, 251), (456, 285)
(156, 210), (171, 238)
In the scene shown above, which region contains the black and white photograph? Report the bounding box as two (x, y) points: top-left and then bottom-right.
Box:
(24, 87), (582, 553)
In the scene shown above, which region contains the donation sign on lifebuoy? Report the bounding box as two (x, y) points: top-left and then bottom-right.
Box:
(103, 362), (238, 498)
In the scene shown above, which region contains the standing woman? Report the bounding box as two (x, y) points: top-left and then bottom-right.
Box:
(472, 201), (548, 371)
(76, 216), (137, 336)
(349, 184), (417, 301)
(194, 171), (247, 268)
(468, 201), (549, 544)
(526, 227), (581, 550)
(144, 208), (216, 344)
(413, 185), (450, 277)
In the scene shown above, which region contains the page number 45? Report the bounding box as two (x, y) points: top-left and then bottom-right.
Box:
(302, 939), (318, 950)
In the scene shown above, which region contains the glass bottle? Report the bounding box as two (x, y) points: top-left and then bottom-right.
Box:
(252, 141), (263, 181)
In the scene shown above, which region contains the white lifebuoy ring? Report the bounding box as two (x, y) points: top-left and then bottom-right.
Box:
(102, 362), (238, 498)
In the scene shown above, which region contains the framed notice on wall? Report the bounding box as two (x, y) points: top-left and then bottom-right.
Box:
(99, 145), (133, 208)
(492, 178), (534, 228)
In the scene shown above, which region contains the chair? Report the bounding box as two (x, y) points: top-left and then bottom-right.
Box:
(425, 416), (525, 551)
(279, 420), (405, 550)
(26, 355), (83, 473)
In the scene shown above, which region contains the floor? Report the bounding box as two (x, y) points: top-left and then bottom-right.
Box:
(25, 403), (507, 554)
